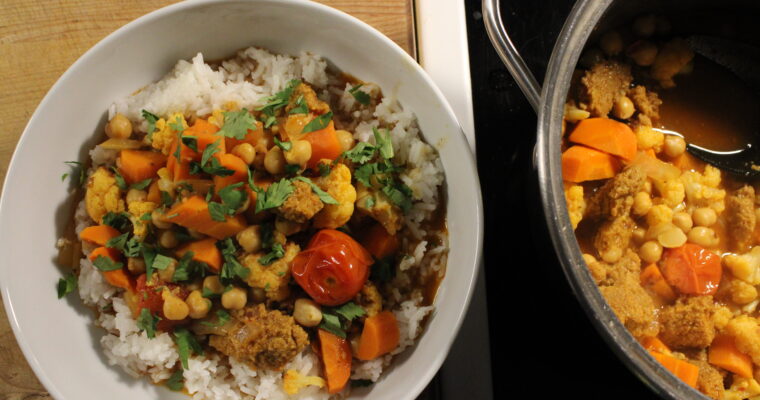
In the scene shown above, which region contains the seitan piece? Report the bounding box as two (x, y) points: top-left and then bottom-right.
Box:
(627, 85), (662, 122)
(580, 60), (633, 117)
(726, 185), (756, 253)
(594, 215), (635, 263)
(288, 82), (330, 115)
(586, 165), (646, 220)
(209, 304), (309, 371)
(659, 296), (716, 349)
(651, 38), (694, 88)
(277, 180), (323, 223)
(692, 359), (726, 400)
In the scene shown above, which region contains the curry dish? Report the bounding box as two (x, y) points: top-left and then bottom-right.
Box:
(563, 14), (760, 400)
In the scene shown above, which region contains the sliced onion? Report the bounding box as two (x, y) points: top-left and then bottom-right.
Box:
(630, 151), (681, 182)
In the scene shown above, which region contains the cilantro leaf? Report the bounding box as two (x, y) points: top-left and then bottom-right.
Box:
(254, 178), (294, 213)
(57, 273), (77, 299)
(105, 232), (129, 251)
(219, 239), (249, 284)
(124, 237), (142, 258)
(319, 301), (366, 338)
(111, 166), (128, 190)
(141, 244), (158, 278)
(273, 136), (292, 151)
(136, 308), (160, 339)
(142, 110), (160, 140)
(370, 257), (395, 283)
(218, 109), (256, 140)
(168, 116), (185, 133)
(152, 254), (174, 271)
(348, 84), (371, 106)
(130, 178), (153, 190)
(319, 313), (345, 338)
(293, 176), (337, 204)
(200, 309), (231, 327)
(172, 251), (208, 282)
(181, 136), (198, 152)
(62, 161), (85, 186)
(258, 242), (285, 265)
(288, 95), (308, 115)
(318, 163), (332, 177)
(92, 255), (123, 271)
(382, 182), (413, 214)
(373, 127), (394, 159)
(218, 182), (246, 211)
(365, 196), (375, 208)
(342, 142), (376, 164)
(166, 369), (184, 391)
(333, 301), (366, 321)
(257, 79), (301, 117)
(174, 328), (204, 369)
(201, 139), (222, 166)
(208, 202), (231, 222)
(160, 190), (174, 207)
(302, 111), (333, 134)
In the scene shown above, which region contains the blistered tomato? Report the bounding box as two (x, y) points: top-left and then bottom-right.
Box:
(292, 229), (373, 306)
(134, 274), (189, 331)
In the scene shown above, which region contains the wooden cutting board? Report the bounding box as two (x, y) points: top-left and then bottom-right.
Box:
(0, 1), (414, 397)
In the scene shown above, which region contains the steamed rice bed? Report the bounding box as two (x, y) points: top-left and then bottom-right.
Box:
(59, 46), (448, 399)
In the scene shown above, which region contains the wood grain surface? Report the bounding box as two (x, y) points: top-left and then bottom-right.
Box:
(0, 0), (414, 397)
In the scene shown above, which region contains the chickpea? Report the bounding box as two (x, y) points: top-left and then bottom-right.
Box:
(250, 287), (267, 303)
(687, 226), (718, 247)
(692, 207), (717, 227)
(336, 130), (355, 152)
(640, 240), (663, 263)
(162, 289), (189, 321)
(236, 226), (262, 253)
(579, 47), (605, 69)
(293, 298), (323, 327)
(157, 258), (178, 282)
(599, 31), (623, 56)
(186, 290), (212, 319)
(642, 180), (653, 194)
(231, 143), (256, 165)
(600, 247), (623, 264)
(658, 226), (687, 248)
(663, 135), (686, 158)
(633, 192), (652, 216)
(612, 96), (635, 120)
(284, 140), (312, 168)
(158, 230), (179, 249)
(632, 14), (657, 37)
(157, 177), (174, 196)
(221, 287), (247, 310)
(126, 189), (147, 204)
(105, 113), (133, 139)
(582, 253), (597, 265)
(730, 280), (758, 305)
(151, 209), (172, 229)
(632, 227), (647, 244)
(203, 276), (224, 295)
(672, 212), (693, 233)
(127, 257), (146, 274)
(264, 146), (286, 175)
(627, 41), (658, 67)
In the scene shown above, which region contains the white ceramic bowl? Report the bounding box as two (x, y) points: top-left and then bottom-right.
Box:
(0, 1), (483, 399)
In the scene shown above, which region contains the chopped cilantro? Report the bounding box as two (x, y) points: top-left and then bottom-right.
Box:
(140, 212), (152, 221)
(92, 255), (123, 271)
(160, 190), (173, 207)
(370, 257), (396, 283)
(332, 301), (366, 321)
(252, 178), (294, 213)
(258, 242), (285, 265)
(173, 251), (207, 282)
(318, 163), (332, 177)
(56, 273), (77, 299)
(62, 161), (85, 186)
(348, 84), (371, 106)
(218, 182), (246, 211)
(373, 127), (394, 159)
(181, 136), (198, 152)
(273, 136), (292, 151)
(173, 328), (203, 369)
(111, 166), (128, 190)
(152, 254), (174, 271)
(342, 142), (376, 164)
(166, 369), (184, 391)
(218, 239), (249, 284)
(201, 287), (220, 299)
(201, 139), (222, 166)
(218, 109), (256, 140)
(200, 309), (231, 327)
(365, 196), (375, 208)
(105, 232), (129, 251)
(284, 164), (301, 175)
(141, 244), (158, 278)
(130, 178), (153, 190)
(123, 237), (142, 258)
(319, 313), (345, 338)
(319, 301), (366, 338)
(208, 202), (230, 222)
(351, 379), (374, 388)
(293, 176), (337, 204)
(136, 308), (160, 339)
(288, 95), (308, 115)
(256, 79), (301, 119)
(142, 110), (160, 140)
(382, 182), (413, 213)
(301, 111), (333, 134)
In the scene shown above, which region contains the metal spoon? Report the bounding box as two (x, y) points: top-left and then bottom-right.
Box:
(681, 35), (760, 179)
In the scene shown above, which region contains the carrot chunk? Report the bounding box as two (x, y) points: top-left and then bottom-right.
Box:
(146, 180), (161, 203)
(165, 196), (247, 240)
(642, 336), (671, 355)
(649, 351), (699, 388)
(709, 334), (753, 378)
(119, 150), (167, 184)
(79, 225), (121, 246)
(355, 311), (400, 361)
(640, 263), (677, 302)
(317, 329), (352, 394)
(212, 153), (249, 191)
(176, 238), (222, 271)
(561, 145), (622, 182)
(88, 247), (134, 291)
(224, 120), (264, 149)
(361, 223), (399, 260)
(568, 117), (637, 161)
(661, 243), (722, 296)
(303, 121), (342, 168)
(166, 118), (226, 181)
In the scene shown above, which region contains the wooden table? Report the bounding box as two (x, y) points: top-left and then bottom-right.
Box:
(0, 1), (415, 397)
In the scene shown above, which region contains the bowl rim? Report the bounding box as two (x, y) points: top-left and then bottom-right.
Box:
(0, 0), (484, 399)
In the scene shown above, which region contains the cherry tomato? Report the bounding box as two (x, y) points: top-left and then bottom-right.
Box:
(292, 229), (373, 306)
(661, 243), (721, 295)
(135, 274), (189, 331)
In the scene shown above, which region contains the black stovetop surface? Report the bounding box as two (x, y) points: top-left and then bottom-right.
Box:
(465, 0), (658, 398)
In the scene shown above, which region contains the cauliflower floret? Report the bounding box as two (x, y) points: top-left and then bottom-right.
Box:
(283, 369), (326, 395)
(127, 201), (157, 239)
(634, 124), (664, 152)
(85, 167), (125, 223)
(713, 305), (733, 331)
(680, 165), (726, 213)
(564, 184), (585, 229)
(653, 179), (685, 208)
(241, 242), (299, 301)
(724, 315), (760, 365)
(724, 376), (760, 400)
(730, 279), (759, 305)
(724, 247), (760, 285)
(313, 163), (356, 229)
(277, 180), (323, 223)
(356, 183), (403, 234)
(646, 204), (673, 228)
(150, 112), (187, 155)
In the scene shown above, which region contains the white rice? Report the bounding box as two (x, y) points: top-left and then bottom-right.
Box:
(77, 47), (447, 399)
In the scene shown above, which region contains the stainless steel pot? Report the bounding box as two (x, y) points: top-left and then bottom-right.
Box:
(481, 1), (748, 399)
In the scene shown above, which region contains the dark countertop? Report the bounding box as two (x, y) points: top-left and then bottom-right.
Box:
(465, 0), (658, 398)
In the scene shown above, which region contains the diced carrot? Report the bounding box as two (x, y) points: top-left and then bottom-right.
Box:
(186, 118), (219, 135)
(225, 120), (264, 149)
(568, 117), (637, 161)
(317, 329), (352, 394)
(212, 153), (249, 191)
(88, 246), (122, 263)
(709, 334), (753, 378)
(640, 263), (677, 302)
(165, 196), (247, 240)
(643, 148), (657, 159)
(167, 118), (226, 182)
(649, 351), (699, 388)
(302, 121), (342, 169)
(119, 150), (167, 184)
(355, 311), (400, 361)
(147, 180), (161, 203)
(361, 223), (399, 260)
(661, 243), (722, 295)
(79, 225), (121, 246)
(88, 247), (134, 291)
(176, 238), (222, 271)
(561, 145), (622, 182)
(642, 336), (671, 355)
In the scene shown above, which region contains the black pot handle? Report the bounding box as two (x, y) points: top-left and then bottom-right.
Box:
(482, 0), (542, 112)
